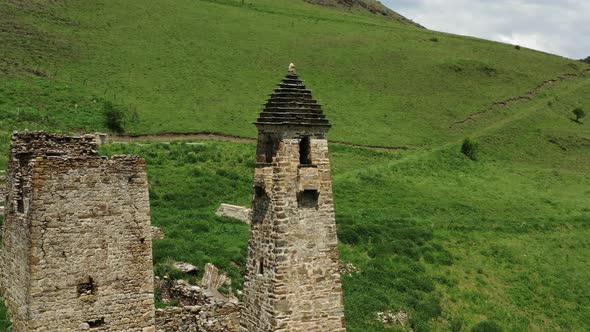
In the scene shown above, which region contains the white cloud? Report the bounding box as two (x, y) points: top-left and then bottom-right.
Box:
(382, 0), (590, 59)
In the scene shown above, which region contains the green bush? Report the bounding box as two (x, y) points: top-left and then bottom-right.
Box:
(573, 108), (586, 122)
(461, 138), (479, 161)
(102, 101), (125, 133)
(450, 317), (464, 332)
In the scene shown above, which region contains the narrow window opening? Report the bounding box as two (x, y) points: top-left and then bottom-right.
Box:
(16, 178), (24, 213)
(17, 153), (33, 168)
(298, 190), (319, 209)
(252, 185), (270, 224)
(88, 318), (105, 328)
(265, 136), (274, 163)
(299, 136), (312, 165)
(77, 276), (96, 296)
(259, 258), (264, 275)
(16, 153), (33, 214)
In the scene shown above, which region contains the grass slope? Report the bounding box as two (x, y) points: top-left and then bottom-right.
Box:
(97, 83), (590, 329)
(0, 0), (587, 148)
(1, 95), (589, 330)
(1, 0), (590, 331)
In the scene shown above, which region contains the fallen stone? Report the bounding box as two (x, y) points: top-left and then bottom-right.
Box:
(201, 263), (231, 292)
(339, 261), (360, 275)
(154, 278), (240, 332)
(377, 310), (410, 327)
(215, 204), (251, 224)
(173, 262), (199, 275)
(92, 132), (109, 146)
(151, 226), (165, 240)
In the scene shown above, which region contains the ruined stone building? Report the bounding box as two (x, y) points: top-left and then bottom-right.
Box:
(240, 68), (346, 331)
(0, 132), (155, 332)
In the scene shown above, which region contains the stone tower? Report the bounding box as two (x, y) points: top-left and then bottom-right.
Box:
(240, 66), (346, 331)
(0, 132), (155, 332)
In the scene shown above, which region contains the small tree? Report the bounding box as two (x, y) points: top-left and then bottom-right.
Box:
(461, 138), (479, 161)
(573, 108), (586, 123)
(581, 56), (590, 64)
(102, 101), (125, 133)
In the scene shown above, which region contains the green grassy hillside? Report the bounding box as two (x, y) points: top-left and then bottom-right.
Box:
(99, 75), (590, 329)
(1, 0), (589, 331)
(0, 0), (587, 149)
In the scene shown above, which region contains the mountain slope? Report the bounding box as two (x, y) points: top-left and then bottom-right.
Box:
(0, 0), (589, 331)
(304, 0), (423, 26)
(0, 0), (587, 149)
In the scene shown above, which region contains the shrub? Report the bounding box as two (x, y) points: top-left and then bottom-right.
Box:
(471, 321), (503, 332)
(430, 37), (439, 42)
(573, 108), (586, 122)
(450, 317), (464, 332)
(461, 138), (479, 161)
(102, 101), (125, 133)
(514, 45), (521, 50)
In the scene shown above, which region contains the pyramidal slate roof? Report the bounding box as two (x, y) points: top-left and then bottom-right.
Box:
(255, 71), (331, 127)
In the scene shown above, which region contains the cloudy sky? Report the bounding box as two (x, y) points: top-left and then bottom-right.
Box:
(381, 0), (589, 59)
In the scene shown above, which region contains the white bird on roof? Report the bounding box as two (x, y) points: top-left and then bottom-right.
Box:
(288, 63), (296, 75)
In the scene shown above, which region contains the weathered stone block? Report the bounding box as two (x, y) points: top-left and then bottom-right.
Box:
(215, 203), (251, 224)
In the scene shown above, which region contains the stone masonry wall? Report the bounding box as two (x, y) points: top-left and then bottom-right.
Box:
(0, 132), (155, 332)
(154, 264), (239, 332)
(1, 132), (99, 308)
(0, 171), (6, 214)
(240, 128), (346, 331)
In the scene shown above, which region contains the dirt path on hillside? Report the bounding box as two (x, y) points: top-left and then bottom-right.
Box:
(112, 132), (410, 151)
(451, 67), (590, 128)
(114, 132), (256, 143)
